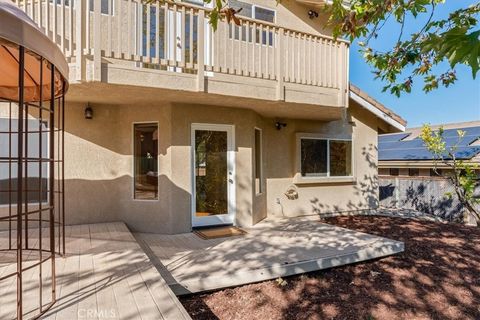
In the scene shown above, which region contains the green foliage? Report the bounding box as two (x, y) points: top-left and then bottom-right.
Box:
(143, 0), (239, 31)
(327, 1), (480, 96)
(143, 1), (479, 96)
(420, 124), (480, 222)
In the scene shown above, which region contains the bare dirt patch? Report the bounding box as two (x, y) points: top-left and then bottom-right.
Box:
(180, 216), (480, 320)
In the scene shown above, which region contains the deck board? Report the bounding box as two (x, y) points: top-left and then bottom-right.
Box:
(0, 222), (190, 320)
(136, 215), (405, 295)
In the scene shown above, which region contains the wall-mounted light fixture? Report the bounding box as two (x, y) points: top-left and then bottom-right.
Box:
(84, 103), (93, 120)
(308, 9), (318, 19)
(275, 121), (287, 130)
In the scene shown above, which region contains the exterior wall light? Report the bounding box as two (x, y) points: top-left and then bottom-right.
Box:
(85, 104), (93, 119)
(308, 10), (318, 19)
(275, 121), (287, 130)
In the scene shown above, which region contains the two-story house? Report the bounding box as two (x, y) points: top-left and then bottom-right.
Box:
(11, 0), (406, 234)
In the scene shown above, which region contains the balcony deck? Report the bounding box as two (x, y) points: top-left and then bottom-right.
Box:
(0, 218), (403, 319)
(16, 0), (349, 110)
(0, 222), (190, 320)
(135, 215), (404, 295)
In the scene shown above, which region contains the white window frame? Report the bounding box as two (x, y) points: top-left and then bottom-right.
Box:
(252, 4), (276, 24)
(55, 0), (116, 16)
(252, 5), (276, 47)
(294, 133), (355, 184)
(132, 121), (160, 201)
(89, 0), (115, 16)
(227, 1), (276, 47)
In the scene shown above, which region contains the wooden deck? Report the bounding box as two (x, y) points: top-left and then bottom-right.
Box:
(136, 216), (405, 295)
(0, 222), (190, 320)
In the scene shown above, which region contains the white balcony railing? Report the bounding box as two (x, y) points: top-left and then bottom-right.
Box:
(15, 0), (349, 103)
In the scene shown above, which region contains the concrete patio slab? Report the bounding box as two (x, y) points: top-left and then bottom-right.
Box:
(135, 215), (405, 295)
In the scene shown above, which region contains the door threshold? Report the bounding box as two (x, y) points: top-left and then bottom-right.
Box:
(192, 224), (234, 231)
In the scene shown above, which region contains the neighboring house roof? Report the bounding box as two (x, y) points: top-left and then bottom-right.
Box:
(349, 84), (407, 132)
(379, 121), (480, 162)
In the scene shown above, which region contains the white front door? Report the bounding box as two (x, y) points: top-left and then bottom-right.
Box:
(191, 124), (235, 227)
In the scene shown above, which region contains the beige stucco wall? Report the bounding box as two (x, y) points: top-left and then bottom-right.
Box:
(63, 101), (260, 233)
(0, 93), (383, 234)
(56, 94), (382, 234)
(264, 101), (379, 217)
(63, 102), (176, 232)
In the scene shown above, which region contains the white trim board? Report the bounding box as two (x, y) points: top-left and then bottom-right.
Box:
(350, 91), (406, 132)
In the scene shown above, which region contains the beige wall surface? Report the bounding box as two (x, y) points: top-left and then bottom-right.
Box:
(223, 0), (334, 36)
(265, 101), (380, 218)
(1, 94), (380, 234)
(63, 102), (175, 233)
(59, 98), (381, 234)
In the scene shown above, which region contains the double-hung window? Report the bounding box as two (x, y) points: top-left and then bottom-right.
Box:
(299, 136), (353, 178)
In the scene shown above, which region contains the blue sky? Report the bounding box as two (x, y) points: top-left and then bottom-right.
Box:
(349, 0), (480, 128)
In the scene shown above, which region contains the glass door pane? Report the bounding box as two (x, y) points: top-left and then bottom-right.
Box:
(194, 130), (228, 217)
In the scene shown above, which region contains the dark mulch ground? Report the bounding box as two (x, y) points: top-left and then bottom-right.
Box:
(180, 216), (480, 320)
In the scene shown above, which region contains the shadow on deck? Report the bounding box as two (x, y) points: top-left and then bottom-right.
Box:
(0, 222), (190, 320)
(135, 215), (405, 295)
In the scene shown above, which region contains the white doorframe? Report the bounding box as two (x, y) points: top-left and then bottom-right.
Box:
(191, 123), (236, 228)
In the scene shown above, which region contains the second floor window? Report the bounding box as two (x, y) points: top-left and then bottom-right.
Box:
(89, 0), (113, 15)
(228, 0), (275, 23)
(51, 0), (113, 15)
(253, 6), (275, 23)
(141, 4), (198, 67)
(228, 0), (276, 46)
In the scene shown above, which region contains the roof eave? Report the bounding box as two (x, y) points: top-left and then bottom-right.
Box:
(349, 90), (406, 133)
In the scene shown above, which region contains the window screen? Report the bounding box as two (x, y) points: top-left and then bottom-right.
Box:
(329, 140), (352, 176)
(228, 0), (275, 23)
(300, 139), (328, 177)
(87, 0), (113, 15)
(300, 138), (353, 177)
(228, 0), (253, 18)
(254, 6), (275, 23)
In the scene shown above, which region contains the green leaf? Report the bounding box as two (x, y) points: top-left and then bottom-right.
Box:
(209, 9), (219, 31)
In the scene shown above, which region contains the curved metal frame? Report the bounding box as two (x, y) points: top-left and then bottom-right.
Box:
(0, 44), (65, 320)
